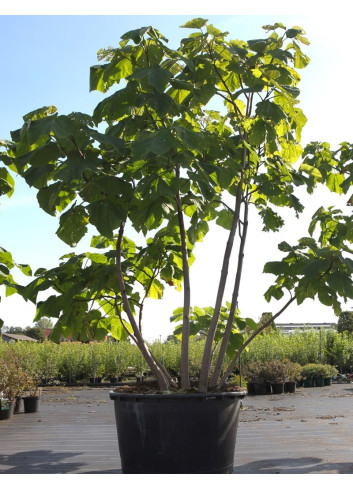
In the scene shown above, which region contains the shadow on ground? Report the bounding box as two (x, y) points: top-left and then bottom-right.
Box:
(235, 456), (353, 474)
(0, 450), (87, 474)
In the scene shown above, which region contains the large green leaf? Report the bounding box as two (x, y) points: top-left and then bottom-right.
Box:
(263, 261), (289, 275)
(120, 26), (151, 43)
(23, 164), (54, 188)
(248, 119), (267, 145)
(87, 200), (125, 237)
(301, 259), (330, 278)
(147, 278), (164, 299)
(327, 271), (353, 299)
(326, 173), (344, 194)
(181, 18), (208, 29)
(109, 316), (130, 341)
(56, 205), (89, 246)
(37, 181), (71, 216)
(93, 85), (137, 123)
(34, 294), (66, 320)
(51, 116), (74, 139)
(136, 92), (175, 118)
(131, 129), (177, 158)
(55, 156), (102, 181)
(130, 67), (172, 93)
(256, 100), (287, 124)
(216, 209), (234, 230)
(0, 167), (15, 197)
(174, 125), (206, 150)
(0, 248), (14, 269)
(90, 58), (134, 93)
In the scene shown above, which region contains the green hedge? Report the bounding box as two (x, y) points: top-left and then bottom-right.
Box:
(1, 329), (352, 382)
(242, 329), (353, 372)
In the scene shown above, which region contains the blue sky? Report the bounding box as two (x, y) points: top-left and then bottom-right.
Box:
(1, 7), (352, 339)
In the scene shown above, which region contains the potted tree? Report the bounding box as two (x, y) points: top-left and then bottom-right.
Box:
(323, 364), (338, 386)
(265, 359), (287, 394)
(0, 349), (29, 419)
(283, 359), (302, 393)
(1, 18), (352, 473)
(301, 363), (322, 387)
(22, 374), (42, 413)
(312, 363), (329, 387)
(243, 361), (271, 395)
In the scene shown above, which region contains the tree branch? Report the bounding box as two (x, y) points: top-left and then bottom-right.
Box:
(218, 294), (297, 387)
(115, 222), (170, 390)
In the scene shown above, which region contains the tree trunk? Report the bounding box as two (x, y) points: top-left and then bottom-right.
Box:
(175, 164), (191, 391)
(115, 222), (170, 391)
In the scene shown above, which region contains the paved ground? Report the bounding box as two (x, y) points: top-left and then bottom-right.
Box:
(0, 383), (353, 474)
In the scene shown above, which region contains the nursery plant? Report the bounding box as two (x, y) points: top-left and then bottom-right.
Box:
(0, 348), (29, 401)
(0, 19), (352, 394)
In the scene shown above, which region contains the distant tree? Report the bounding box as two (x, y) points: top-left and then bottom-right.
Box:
(24, 326), (43, 341)
(258, 312), (277, 334)
(337, 311), (353, 333)
(2, 326), (25, 335)
(36, 317), (54, 330)
(25, 317), (54, 342)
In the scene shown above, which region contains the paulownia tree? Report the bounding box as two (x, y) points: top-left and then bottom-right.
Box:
(0, 19), (352, 392)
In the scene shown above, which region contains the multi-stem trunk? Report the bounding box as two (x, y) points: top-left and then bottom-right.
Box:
(198, 147), (247, 393)
(209, 197), (249, 389)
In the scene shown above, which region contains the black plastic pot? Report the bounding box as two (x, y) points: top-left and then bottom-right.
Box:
(89, 377), (102, 384)
(246, 382), (256, 395)
(254, 383), (271, 395)
(23, 396), (40, 413)
(109, 376), (123, 383)
(303, 378), (313, 388)
(314, 377), (324, 387)
(109, 390), (246, 474)
(271, 383), (285, 394)
(284, 381), (296, 394)
(324, 377), (332, 386)
(0, 399), (15, 420)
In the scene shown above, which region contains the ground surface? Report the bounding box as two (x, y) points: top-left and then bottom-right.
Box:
(0, 383), (352, 474)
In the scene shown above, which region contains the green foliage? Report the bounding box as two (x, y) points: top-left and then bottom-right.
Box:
(0, 347), (30, 400)
(301, 363), (327, 379)
(243, 359), (301, 384)
(0, 330), (351, 384)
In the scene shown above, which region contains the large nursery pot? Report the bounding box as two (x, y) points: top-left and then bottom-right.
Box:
(271, 383), (285, 394)
(254, 382), (271, 395)
(0, 399), (15, 420)
(23, 396), (40, 413)
(314, 377), (325, 387)
(109, 389), (246, 474)
(284, 381), (296, 394)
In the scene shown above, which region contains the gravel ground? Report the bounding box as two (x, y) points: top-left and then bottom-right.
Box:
(1, 382), (353, 474)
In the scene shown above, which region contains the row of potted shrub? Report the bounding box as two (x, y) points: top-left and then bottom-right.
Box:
(0, 339), (208, 385)
(0, 348), (42, 420)
(243, 360), (338, 395)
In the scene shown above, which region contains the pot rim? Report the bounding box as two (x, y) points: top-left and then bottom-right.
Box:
(109, 390), (246, 400)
